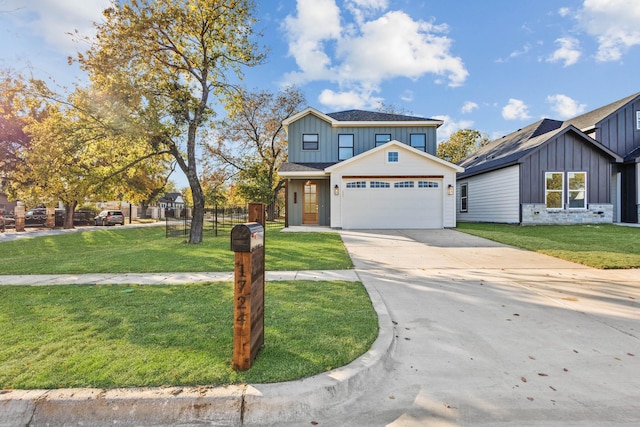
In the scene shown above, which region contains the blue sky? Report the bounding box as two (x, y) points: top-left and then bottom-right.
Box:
(2, 0), (639, 152)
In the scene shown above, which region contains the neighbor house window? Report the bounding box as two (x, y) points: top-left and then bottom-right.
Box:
(545, 172), (564, 209)
(410, 134), (426, 151)
(303, 134), (319, 150)
(388, 151), (399, 162)
(636, 111), (640, 130)
(460, 183), (468, 212)
(375, 134), (391, 147)
(338, 134), (354, 160)
(568, 172), (587, 209)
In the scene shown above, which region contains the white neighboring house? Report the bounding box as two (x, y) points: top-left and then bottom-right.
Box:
(158, 192), (185, 217)
(279, 108), (463, 229)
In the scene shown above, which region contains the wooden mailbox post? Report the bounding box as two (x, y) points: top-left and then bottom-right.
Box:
(230, 222), (265, 371)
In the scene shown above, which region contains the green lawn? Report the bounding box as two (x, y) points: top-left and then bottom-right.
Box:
(456, 222), (640, 269)
(0, 226), (353, 274)
(0, 280), (377, 389)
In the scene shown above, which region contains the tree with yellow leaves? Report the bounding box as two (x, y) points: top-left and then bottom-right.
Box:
(78, 0), (265, 243)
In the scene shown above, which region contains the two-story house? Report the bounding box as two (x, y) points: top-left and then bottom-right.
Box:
(456, 92), (640, 225)
(279, 108), (463, 229)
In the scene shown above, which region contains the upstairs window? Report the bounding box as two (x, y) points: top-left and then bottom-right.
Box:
(338, 134), (354, 160)
(636, 111), (640, 130)
(545, 172), (564, 209)
(303, 134), (319, 150)
(388, 151), (399, 162)
(410, 134), (426, 151)
(375, 134), (391, 147)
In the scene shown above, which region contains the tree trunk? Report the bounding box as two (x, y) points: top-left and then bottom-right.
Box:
(187, 173), (205, 244)
(63, 201), (77, 229)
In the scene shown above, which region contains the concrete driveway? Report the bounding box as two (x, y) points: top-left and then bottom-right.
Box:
(319, 229), (640, 426)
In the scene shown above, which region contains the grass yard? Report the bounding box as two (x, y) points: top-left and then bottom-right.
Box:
(0, 280), (377, 389)
(456, 222), (640, 269)
(0, 226), (352, 274)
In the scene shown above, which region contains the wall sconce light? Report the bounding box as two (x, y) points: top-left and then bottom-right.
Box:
(334, 184), (340, 196)
(447, 184), (454, 195)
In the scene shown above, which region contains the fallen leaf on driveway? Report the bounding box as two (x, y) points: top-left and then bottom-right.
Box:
(521, 377), (527, 383)
(538, 373), (548, 377)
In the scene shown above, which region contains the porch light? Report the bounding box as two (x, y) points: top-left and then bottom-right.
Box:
(334, 184), (340, 196)
(447, 184), (454, 195)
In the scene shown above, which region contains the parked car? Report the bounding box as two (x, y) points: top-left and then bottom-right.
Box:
(94, 210), (125, 226)
(25, 208), (47, 225)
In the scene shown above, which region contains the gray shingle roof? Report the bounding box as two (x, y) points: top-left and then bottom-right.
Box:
(562, 92), (640, 132)
(458, 119), (563, 177)
(326, 110), (436, 122)
(458, 92), (640, 178)
(279, 162), (337, 173)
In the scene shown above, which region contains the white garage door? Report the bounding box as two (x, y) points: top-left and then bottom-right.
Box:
(342, 178), (443, 229)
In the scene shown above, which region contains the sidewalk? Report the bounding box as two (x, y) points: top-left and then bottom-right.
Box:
(0, 270), (359, 286)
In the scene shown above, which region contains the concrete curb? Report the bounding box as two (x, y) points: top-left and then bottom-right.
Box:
(0, 272), (395, 426)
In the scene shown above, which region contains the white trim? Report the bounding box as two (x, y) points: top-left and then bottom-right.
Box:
(326, 140), (464, 173)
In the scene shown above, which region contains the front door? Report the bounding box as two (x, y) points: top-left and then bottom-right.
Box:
(303, 181), (318, 224)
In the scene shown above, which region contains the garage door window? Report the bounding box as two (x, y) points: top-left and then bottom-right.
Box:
(418, 181), (439, 188)
(370, 181), (390, 188)
(346, 181), (366, 188)
(394, 181), (414, 188)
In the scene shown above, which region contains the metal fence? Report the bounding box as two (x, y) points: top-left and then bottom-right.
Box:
(165, 205), (284, 238)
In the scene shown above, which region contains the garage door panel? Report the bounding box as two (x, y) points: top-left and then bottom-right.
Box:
(342, 179), (443, 229)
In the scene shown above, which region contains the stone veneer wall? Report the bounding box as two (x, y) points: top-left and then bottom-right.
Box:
(521, 204), (613, 225)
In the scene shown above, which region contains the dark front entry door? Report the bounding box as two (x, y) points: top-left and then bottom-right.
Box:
(621, 165), (638, 223)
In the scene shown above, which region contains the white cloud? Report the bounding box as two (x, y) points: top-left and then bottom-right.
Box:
(2, 0), (110, 54)
(432, 115), (474, 142)
(576, 0), (640, 62)
(461, 101), (478, 114)
(318, 88), (384, 111)
(400, 90), (414, 103)
(546, 37), (581, 67)
(502, 99), (531, 120)
(496, 43), (532, 63)
(546, 94), (587, 118)
(558, 7), (571, 17)
(283, 0), (468, 110)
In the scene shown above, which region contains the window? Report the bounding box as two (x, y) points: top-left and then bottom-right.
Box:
(346, 181), (366, 188)
(375, 134), (391, 147)
(370, 181), (390, 188)
(394, 181), (414, 188)
(387, 151), (399, 163)
(338, 134), (354, 160)
(636, 111), (640, 130)
(568, 172), (587, 209)
(410, 134), (426, 151)
(418, 181), (439, 188)
(460, 183), (468, 212)
(545, 172), (564, 209)
(303, 134), (318, 150)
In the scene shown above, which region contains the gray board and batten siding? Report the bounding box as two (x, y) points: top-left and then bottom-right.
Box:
(286, 113), (438, 164)
(520, 128), (615, 205)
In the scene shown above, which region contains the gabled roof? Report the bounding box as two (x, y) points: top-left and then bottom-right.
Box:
(326, 140), (464, 173)
(458, 119), (563, 173)
(562, 92), (640, 133)
(458, 122), (622, 178)
(282, 107), (443, 132)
